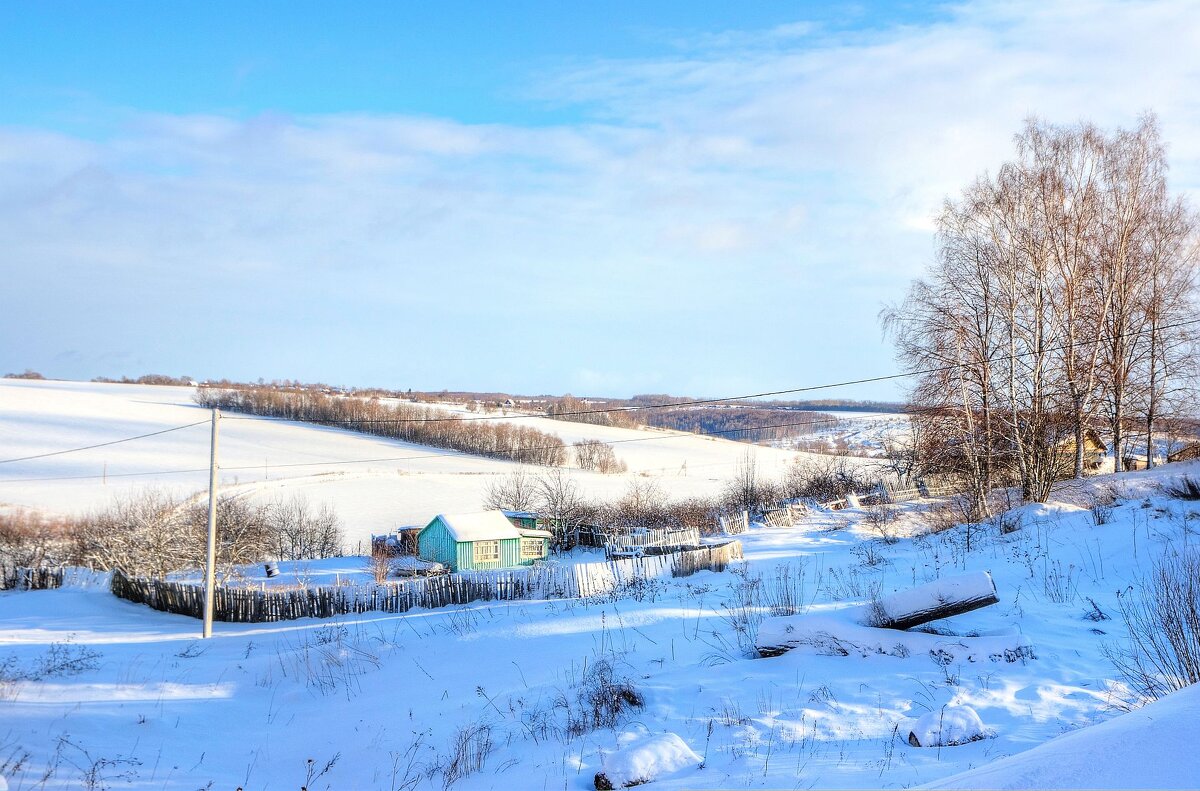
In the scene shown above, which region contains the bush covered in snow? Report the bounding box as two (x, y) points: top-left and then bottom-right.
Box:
(594, 732), (700, 789)
(907, 705), (990, 747)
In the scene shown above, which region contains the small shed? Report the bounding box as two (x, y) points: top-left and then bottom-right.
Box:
(1057, 429), (1108, 472)
(503, 510), (540, 531)
(418, 510), (551, 572)
(1122, 452), (1166, 471)
(1168, 442), (1200, 464)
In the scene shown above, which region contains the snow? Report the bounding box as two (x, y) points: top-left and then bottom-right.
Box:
(437, 511), (526, 542)
(756, 609), (1033, 664)
(5, 479), (1197, 787)
(6, 377), (1200, 789)
(908, 705), (989, 747)
(0, 378), (865, 548)
(875, 570), (996, 625)
(597, 731), (701, 788)
(923, 683), (1200, 789)
(1007, 501), (1091, 531)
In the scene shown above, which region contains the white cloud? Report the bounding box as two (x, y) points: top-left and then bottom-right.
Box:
(2, 0), (1198, 395)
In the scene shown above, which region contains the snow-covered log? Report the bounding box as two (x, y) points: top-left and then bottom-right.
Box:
(755, 571), (1000, 657)
(870, 571), (998, 631)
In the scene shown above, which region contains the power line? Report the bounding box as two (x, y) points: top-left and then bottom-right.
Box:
(0, 420), (210, 465)
(2, 315), (1194, 483)
(219, 316), (1200, 426)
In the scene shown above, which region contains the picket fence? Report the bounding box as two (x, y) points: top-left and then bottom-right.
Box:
(0, 566), (65, 591)
(110, 541), (744, 623)
(602, 527), (701, 558)
(718, 511), (750, 535)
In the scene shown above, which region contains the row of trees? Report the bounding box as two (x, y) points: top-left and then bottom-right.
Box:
(545, 395), (863, 450)
(0, 492), (343, 581)
(885, 115), (1198, 511)
(196, 387), (569, 467)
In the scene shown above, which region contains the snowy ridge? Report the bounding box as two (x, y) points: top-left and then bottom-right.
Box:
(923, 683), (1200, 789)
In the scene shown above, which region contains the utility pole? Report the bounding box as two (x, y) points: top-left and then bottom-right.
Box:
(202, 408), (220, 638)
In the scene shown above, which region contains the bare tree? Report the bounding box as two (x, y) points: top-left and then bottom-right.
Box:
(885, 114), (1198, 506)
(534, 468), (587, 549)
(573, 439), (627, 473)
(267, 494), (344, 560)
(482, 468), (538, 512)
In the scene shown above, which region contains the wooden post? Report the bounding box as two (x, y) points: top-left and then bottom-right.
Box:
(202, 409), (220, 639)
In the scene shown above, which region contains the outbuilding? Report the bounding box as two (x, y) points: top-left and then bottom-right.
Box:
(1168, 442), (1200, 464)
(417, 510), (551, 572)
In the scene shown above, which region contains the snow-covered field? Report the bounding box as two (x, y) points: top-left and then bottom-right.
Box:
(3, 454), (1200, 789)
(776, 410), (911, 458)
(0, 379), (867, 547)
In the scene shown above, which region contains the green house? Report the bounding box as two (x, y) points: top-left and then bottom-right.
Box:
(418, 511), (552, 572)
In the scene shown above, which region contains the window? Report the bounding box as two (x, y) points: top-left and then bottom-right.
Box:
(520, 538), (544, 559)
(473, 540), (500, 563)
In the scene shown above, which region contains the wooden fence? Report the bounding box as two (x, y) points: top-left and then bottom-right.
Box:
(1, 566), (65, 591)
(880, 479), (959, 502)
(110, 541), (744, 623)
(718, 511), (749, 535)
(602, 527), (702, 558)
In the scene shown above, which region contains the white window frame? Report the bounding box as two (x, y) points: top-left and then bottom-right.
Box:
(473, 540), (500, 564)
(520, 538), (544, 559)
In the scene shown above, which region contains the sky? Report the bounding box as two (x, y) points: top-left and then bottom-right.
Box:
(2, 0), (1199, 401)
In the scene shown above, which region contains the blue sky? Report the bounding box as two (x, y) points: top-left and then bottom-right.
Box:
(2, 1), (1198, 399)
(0, 2), (941, 127)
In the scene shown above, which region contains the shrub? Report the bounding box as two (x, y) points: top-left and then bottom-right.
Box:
(0, 510), (82, 584)
(440, 725), (493, 789)
(781, 457), (877, 504)
(1088, 486), (1117, 525)
(1107, 549), (1200, 702)
(74, 489), (344, 577)
(564, 658), (644, 736)
(1163, 476), (1200, 501)
(863, 502), (899, 543)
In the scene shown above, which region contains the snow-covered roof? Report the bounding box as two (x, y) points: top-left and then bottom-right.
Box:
(518, 528), (553, 539)
(433, 511), (523, 542)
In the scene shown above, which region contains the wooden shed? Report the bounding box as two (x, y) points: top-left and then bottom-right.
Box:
(1057, 429), (1109, 473)
(1168, 442), (1200, 464)
(418, 511), (551, 572)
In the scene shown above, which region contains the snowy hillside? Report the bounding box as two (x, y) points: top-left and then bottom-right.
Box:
(0, 379), (867, 545)
(775, 410), (911, 458)
(923, 682), (1200, 789)
(3, 456), (1200, 788)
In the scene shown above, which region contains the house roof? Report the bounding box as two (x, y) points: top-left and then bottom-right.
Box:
(428, 510), (553, 543)
(1168, 442), (1200, 462)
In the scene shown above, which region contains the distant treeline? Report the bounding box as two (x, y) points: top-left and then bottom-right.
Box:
(194, 386), (568, 466)
(640, 407), (838, 442)
(93, 373), (195, 386)
(542, 395), (898, 440)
